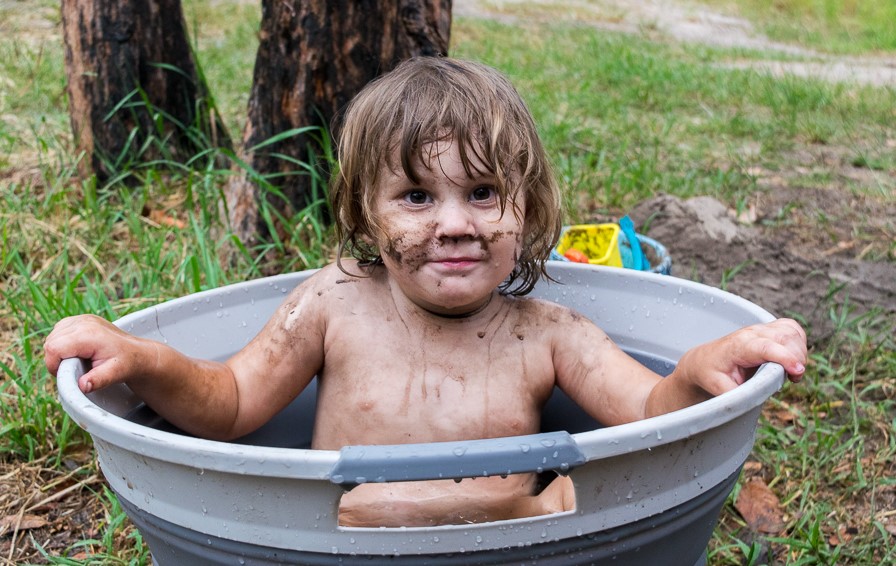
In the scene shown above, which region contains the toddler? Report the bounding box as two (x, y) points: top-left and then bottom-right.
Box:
(44, 57), (807, 528)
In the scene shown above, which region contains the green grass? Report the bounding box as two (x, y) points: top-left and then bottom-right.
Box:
(452, 17), (895, 217)
(701, 0), (896, 54)
(1, 0), (894, 563)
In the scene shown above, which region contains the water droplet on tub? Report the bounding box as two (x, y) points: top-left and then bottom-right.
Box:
(520, 443), (530, 453)
(540, 438), (556, 448)
(331, 474), (344, 483)
(626, 490), (633, 500)
(475, 536), (483, 544)
(432, 536), (440, 543)
(453, 447), (466, 457)
(656, 430), (663, 440)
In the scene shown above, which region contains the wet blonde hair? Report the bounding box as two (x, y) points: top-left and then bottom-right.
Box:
(331, 56), (562, 295)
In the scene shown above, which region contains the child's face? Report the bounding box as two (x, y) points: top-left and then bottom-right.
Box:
(370, 139), (525, 316)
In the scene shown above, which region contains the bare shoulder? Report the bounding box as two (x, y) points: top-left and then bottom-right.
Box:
(509, 296), (594, 330)
(268, 261), (381, 327)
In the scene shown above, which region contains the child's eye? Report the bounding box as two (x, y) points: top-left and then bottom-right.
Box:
(404, 190), (430, 205)
(470, 186), (496, 202)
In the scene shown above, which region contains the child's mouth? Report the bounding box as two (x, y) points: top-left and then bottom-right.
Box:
(433, 257), (481, 270)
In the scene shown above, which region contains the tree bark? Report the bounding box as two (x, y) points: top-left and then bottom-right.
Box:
(61, 0), (230, 183)
(223, 0), (452, 245)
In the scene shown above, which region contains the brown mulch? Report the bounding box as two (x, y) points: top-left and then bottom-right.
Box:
(0, 451), (107, 565)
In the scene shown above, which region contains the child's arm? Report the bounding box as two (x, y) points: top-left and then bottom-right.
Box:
(44, 276), (327, 441)
(644, 318), (806, 417)
(553, 310), (806, 425)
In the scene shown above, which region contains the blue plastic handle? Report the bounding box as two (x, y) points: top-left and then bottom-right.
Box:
(620, 216), (646, 271)
(329, 431), (586, 487)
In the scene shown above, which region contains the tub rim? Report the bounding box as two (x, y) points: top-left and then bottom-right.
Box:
(56, 265), (786, 481)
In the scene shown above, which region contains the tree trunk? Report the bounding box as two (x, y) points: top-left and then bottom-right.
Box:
(224, 0), (452, 245)
(61, 0), (231, 183)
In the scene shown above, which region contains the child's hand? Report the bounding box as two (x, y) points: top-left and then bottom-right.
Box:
(44, 314), (156, 394)
(677, 318), (807, 398)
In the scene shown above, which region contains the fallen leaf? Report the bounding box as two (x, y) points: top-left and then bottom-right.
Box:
(774, 408), (797, 424)
(829, 525), (857, 546)
(148, 209), (186, 229)
(743, 461), (763, 474)
(735, 479), (786, 534)
(0, 513), (49, 531)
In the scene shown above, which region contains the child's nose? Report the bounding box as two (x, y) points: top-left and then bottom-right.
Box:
(434, 202), (476, 239)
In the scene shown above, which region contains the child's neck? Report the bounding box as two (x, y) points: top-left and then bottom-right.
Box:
(386, 278), (500, 323)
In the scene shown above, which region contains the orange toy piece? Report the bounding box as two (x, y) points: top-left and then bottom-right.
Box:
(563, 248), (590, 263)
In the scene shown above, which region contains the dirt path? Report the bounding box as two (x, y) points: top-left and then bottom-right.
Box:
(455, 0), (896, 87)
(456, 0), (896, 341)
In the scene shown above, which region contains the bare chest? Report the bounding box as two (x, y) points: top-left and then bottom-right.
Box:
(312, 309), (555, 447)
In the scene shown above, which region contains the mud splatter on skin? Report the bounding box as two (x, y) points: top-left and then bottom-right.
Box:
(382, 226), (522, 272)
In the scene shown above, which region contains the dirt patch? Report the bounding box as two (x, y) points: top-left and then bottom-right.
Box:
(625, 192), (895, 343)
(0, 452), (109, 565)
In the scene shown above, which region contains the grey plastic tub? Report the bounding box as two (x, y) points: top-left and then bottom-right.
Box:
(57, 262), (785, 565)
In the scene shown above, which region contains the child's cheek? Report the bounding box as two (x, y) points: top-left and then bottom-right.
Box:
(382, 221), (437, 272)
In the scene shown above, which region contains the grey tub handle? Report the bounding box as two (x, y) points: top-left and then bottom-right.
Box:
(329, 431), (585, 487)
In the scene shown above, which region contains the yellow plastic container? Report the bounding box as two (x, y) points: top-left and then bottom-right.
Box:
(556, 224), (623, 267)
